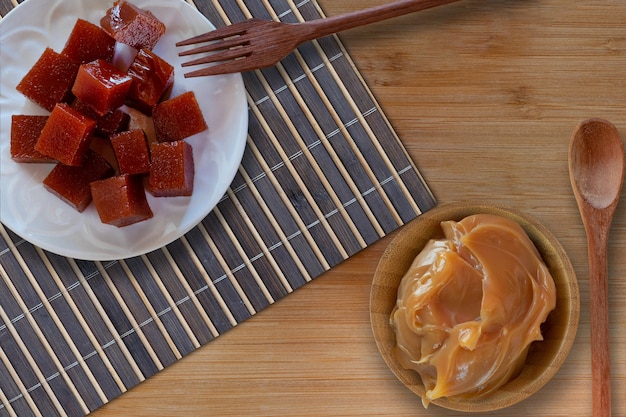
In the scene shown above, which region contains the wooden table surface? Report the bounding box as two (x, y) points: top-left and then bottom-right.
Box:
(90, 0), (625, 415)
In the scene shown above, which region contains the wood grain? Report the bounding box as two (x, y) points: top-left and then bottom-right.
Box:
(569, 118), (624, 417)
(88, 0), (624, 415)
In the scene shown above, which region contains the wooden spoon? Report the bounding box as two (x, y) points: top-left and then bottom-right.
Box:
(568, 118), (625, 417)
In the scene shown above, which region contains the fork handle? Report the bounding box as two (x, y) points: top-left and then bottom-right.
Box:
(296, 0), (463, 42)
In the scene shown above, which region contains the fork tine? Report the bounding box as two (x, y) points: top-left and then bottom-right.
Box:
(183, 57), (258, 78)
(178, 36), (249, 57)
(175, 19), (259, 47)
(176, 28), (245, 47)
(180, 45), (254, 68)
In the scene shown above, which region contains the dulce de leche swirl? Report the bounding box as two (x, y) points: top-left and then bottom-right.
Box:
(390, 214), (556, 407)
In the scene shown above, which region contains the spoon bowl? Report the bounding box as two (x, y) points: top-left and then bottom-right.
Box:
(568, 117), (625, 417)
(569, 118), (625, 209)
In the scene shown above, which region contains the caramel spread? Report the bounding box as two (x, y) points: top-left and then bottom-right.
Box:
(390, 214), (556, 407)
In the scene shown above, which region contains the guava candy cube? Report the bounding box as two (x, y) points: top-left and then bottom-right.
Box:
(35, 103), (96, 166)
(10, 115), (56, 163)
(89, 136), (120, 173)
(72, 59), (133, 117)
(152, 91), (208, 142)
(126, 48), (174, 115)
(90, 174), (153, 227)
(71, 99), (130, 137)
(110, 129), (151, 175)
(100, 0), (166, 50)
(43, 150), (114, 212)
(149, 140), (194, 197)
(61, 18), (116, 64)
(97, 110), (131, 137)
(16, 48), (79, 112)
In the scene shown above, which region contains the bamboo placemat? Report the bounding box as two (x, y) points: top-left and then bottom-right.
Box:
(0, 0), (436, 416)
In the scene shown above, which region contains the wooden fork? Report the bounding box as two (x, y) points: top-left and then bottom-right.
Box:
(177, 0), (463, 77)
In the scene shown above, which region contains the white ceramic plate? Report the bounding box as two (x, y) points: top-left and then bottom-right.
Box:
(0, 0), (248, 261)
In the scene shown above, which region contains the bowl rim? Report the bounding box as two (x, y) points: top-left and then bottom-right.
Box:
(369, 200), (580, 412)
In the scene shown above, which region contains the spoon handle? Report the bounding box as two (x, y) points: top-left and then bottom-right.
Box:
(586, 222), (611, 417)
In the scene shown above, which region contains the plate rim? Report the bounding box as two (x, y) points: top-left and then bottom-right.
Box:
(0, 0), (249, 261)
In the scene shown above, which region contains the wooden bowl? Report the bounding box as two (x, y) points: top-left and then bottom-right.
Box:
(370, 201), (580, 412)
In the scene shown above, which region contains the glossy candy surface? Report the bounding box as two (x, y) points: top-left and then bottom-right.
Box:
(71, 100), (131, 137)
(61, 18), (116, 64)
(42, 150), (114, 212)
(149, 140), (194, 197)
(110, 129), (151, 175)
(91, 174), (153, 227)
(71, 59), (133, 116)
(35, 103), (96, 166)
(100, 0), (166, 50)
(126, 48), (174, 115)
(152, 91), (207, 142)
(10, 115), (55, 163)
(16, 48), (79, 112)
